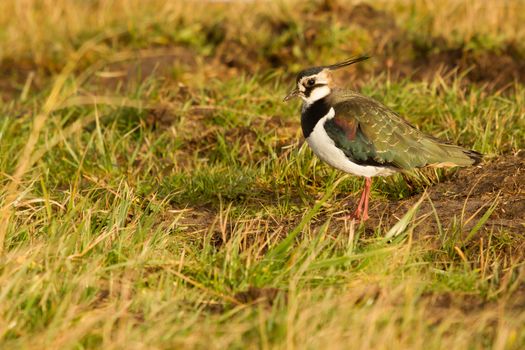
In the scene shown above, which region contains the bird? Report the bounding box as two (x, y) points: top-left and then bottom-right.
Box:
(283, 56), (482, 221)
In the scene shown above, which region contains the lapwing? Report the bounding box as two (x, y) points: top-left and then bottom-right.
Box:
(284, 56), (482, 221)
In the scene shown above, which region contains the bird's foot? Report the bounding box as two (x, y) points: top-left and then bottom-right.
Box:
(337, 208), (369, 222)
(337, 177), (372, 222)
(352, 207), (369, 221)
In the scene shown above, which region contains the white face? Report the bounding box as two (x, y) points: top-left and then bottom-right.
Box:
(297, 70), (332, 105)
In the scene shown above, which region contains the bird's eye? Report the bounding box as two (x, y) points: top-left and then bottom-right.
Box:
(306, 78), (316, 87)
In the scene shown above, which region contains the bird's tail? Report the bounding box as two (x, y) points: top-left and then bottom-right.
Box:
(428, 143), (483, 168)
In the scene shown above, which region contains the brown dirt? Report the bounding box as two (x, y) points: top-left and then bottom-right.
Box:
(366, 153), (525, 238)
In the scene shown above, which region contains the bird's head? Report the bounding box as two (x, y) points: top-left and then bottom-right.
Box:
(283, 55), (369, 105)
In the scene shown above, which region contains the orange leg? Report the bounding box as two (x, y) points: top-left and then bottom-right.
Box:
(353, 177), (372, 221)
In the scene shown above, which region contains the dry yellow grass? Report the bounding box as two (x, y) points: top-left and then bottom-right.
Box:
(1, 0), (525, 65)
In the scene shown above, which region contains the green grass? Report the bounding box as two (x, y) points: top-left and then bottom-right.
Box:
(1, 1), (525, 349)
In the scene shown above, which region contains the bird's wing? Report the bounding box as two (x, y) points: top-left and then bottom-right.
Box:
(324, 91), (480, 169)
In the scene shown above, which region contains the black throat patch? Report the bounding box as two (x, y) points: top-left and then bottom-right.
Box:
(301, 97), (331, 138)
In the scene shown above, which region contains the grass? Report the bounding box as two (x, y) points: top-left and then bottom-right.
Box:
(1, 0), (525, 349)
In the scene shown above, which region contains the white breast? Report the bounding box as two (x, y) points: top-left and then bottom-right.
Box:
(306, 108), (396, 178)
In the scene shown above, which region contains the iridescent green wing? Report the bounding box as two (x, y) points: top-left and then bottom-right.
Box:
(325, 91), (479, 169)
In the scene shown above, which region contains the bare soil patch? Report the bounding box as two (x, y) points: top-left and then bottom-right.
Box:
(367, 154), (525, 237)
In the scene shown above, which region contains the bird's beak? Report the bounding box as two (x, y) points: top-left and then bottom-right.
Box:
(283, 88), (299, 102)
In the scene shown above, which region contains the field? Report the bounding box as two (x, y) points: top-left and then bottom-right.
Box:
(0, 0), (524, 349)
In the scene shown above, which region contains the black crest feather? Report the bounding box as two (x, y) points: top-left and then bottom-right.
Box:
(295, 55), (370, 83)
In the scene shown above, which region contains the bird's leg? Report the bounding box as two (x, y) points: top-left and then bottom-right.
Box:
(352, 184), (367, 219)
(351, 177), (372, 221)
(351, 177), (372, 220)
(361, 177), (372, 221)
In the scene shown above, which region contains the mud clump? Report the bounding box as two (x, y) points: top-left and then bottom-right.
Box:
(368, 154), (525, 238)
